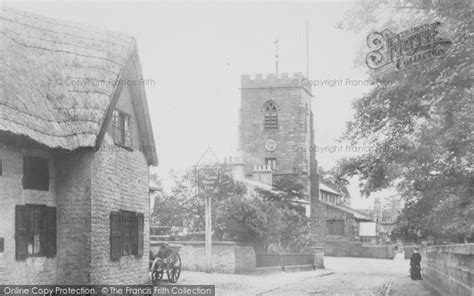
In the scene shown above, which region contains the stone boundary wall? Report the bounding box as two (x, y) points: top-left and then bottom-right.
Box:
(421, 244), (473, 296)
(323, 240), (395, 259)
(151, 242), (325, 274)
(150, 241), (256, 274)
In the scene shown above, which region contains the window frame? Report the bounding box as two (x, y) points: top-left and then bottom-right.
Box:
(263, 101), (279, 131)
(15, 204), (56, 260)
(265, 157), (277, 170)
(110, 210), (144, 260)
(22, 156), (49, 191)
(112, 109), (133, 150)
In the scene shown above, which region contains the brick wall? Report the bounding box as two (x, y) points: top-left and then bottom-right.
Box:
(151, 241), (256, 274)
(422, 244), (474, 296)
(89, 138), (149, 284)
(89, 84), (150, 284)
(56, 151), (93, 284)
(0, 144), (57, 284)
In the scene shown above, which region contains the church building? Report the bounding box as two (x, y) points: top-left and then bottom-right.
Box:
(236, 72), (372, 242)
(238, 72), (319, 215)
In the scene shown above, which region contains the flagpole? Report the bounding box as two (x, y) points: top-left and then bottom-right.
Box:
(306, 20), (309, 78)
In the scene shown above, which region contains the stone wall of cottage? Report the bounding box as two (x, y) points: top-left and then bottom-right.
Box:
(89, 84), (150, 284)
(0, 143), (57, 284)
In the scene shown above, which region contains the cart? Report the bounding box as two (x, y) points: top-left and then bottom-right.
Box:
(150, 244), (182, 284)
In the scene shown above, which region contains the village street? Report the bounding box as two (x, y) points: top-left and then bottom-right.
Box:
(176, 253), (436, 296)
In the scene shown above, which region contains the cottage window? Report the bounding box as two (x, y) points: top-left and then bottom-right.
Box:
(110, 211), (144, 260)
(112, 109), (132, 148)
(327, 219), (344, 236)
(23, 156), (49, 191)
(15, 205), (56, 260)
(263, 101), (278, 130)
(0, 238), (4, 253)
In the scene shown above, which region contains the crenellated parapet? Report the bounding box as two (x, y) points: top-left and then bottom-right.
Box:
(253, 164), (272, 172)
(223, 156), (244, 164)
(251, 164), (273, 186)
(241, 73), (312, 94)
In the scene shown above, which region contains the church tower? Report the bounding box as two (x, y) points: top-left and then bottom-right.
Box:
(238, 73), (319, 207)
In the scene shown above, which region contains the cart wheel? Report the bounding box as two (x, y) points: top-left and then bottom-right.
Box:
(151, 258), (164, 285)
(167, 253), (181, 283)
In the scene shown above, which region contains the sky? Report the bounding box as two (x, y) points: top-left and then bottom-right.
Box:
(3, 0), (395, 208)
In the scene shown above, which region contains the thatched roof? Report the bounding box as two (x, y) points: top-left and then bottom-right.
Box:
(0, 7), (158, 165)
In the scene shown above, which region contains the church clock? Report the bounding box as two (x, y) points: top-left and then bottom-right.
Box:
(265, 139), (277, 152)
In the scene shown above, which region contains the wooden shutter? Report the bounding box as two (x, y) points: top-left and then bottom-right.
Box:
(130, 213), (138, 255)
(110, 212), (121, 260)
(121, 211), (130, 255)
(15, 205), (28, 260)
(45, 207), (56, 257)
(137, 213), (144, 257)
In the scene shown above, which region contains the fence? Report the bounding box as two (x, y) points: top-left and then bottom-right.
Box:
(256, 253), (314, 268)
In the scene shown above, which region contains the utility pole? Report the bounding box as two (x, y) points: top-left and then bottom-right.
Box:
(205, 193), (211, 272)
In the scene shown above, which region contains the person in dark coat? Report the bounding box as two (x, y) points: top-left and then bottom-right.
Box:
(410, 247), (422, 280)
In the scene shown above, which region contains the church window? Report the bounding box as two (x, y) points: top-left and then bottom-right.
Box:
(265, 158), (277, 170)
(263, 101), (278, 130)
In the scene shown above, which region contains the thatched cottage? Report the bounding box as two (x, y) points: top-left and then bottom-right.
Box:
(0, 7), (158, 284)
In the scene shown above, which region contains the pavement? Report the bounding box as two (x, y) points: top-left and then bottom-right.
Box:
(176, 268), (334, 296)
(387, 275), (440, 296)
(160, 253), (437, 295)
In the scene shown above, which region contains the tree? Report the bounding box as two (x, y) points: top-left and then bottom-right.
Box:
(156, 168), (316, 252)
(338, 0), (474, 241)
(319, 166), (352, 202)
(254, 177), (313, 252)
(216, 195), (284, 251)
